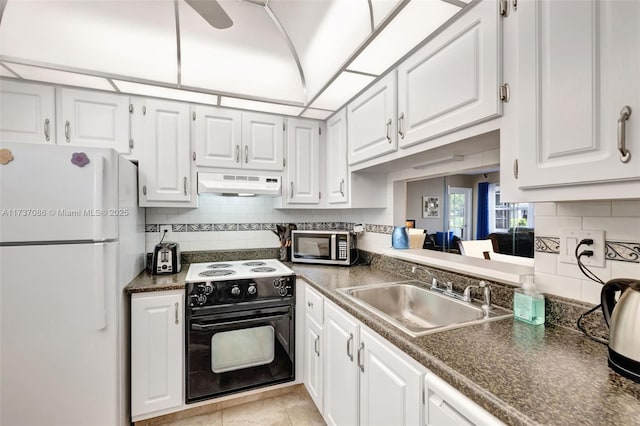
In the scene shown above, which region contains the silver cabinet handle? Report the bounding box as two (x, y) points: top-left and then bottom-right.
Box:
(357, 342), (364, 372)
(174, 302), (179, 325)
(618, 106), (632, 163)
(339, 178), (345, 197)
(398, 112), (405, 139)
(244, 145), (249, 163)
(347, 333), (354, 362)
(44, 119), (50, 141)
(65, 121), (70, 143)
(290, 181), (294, 199)
(314, 335), (320, 356)
(183, 177), (188, 195)
(385, 118), (392, 143)
(235, 145), (240, 163)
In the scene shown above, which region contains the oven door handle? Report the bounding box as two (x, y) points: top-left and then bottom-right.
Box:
(191, 313), (287, 331)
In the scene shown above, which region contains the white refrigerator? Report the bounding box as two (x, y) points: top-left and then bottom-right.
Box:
(0, 142), (145, 425)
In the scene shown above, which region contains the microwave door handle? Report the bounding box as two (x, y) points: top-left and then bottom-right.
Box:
(191, 313), (287, 331)
(330, 234), (337, 260)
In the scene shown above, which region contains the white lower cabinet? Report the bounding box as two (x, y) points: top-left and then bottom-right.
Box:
(323, 300), (424, 426)
(359, 327), (423, 426)
(131, 290), (184, 419)
(303, 290), (504, 426)
(424, 373), (503, 426)
(324, 301), (360, 426)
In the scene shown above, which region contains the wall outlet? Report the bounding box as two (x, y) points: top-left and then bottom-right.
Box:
(353, 223), (364, 233)
(559, 229), (605, 267)
(159, 225), (172, 241)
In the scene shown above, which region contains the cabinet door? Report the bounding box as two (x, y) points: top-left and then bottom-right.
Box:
(131, 291), (183, 418)
(304, 315), (324, 413)
(326, 109), (348, 204)
(324, 302), (359, 426)
(242, 112), (284, 171)
(139, 99), (194, 206)
(0, 80), (55, 144)
(397, 0), (501, 149)
(348, 72), (397, 165)
(286, 118), (320, 204)
(57, 88), (131, 154)
(193, 105), (242, 169)
(424, 373), (502, 426)
(516, 0), (640, 189)
(359, 327), (423, 426)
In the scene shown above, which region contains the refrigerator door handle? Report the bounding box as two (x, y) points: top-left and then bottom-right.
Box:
(93, 155), (105, 240)
(94, 243), (106, 330)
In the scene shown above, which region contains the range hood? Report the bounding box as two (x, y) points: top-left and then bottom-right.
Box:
(197, 172), (281, 196)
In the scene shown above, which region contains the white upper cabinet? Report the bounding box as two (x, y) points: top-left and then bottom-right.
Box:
(397, 0), (501, 149)
(285, 118), (320, 204)
(508, 0), (640, 196)
(57, 88), (131, 154)
(138, 98), (196, 207)
(192, 105), (242, 169)
(347, 71), (397, 165)
(242, 112), (285, 171)
(0, 80), (55, 144)
(326, 109), (348, 204)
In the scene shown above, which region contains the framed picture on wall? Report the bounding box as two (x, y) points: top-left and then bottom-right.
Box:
(422, 196), (440, 218)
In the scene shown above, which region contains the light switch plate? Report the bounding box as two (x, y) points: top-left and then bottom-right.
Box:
(559, 229), (605, 267)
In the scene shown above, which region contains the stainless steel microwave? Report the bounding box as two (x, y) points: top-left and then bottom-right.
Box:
(291, 230), (353, 266)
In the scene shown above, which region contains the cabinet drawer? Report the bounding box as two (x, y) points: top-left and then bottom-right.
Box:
(305, 285), (324, 325)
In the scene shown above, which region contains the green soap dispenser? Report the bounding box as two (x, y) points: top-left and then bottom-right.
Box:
(513, 274), (545, 325)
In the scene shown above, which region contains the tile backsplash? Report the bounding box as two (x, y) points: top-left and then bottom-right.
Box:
(533, 200), (640, 304)
(145, 195), (393, 254)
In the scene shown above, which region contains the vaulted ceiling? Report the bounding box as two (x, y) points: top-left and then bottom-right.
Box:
(0, 0), (468, 118)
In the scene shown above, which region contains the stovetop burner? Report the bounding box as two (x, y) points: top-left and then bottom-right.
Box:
(199, 270), (235, 277)
(243, 261), (266, 267)
(207, 263), (233, 269)
(251, 267), (276, 273)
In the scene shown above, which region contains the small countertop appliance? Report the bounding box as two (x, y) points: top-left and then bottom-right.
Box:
(151, 242), (181, 275)
(601, 278), (640, 383)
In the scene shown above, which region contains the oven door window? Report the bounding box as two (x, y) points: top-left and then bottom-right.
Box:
(211, 325), (275, 373)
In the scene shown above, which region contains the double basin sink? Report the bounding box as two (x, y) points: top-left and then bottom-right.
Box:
(337, 281), (512, 337)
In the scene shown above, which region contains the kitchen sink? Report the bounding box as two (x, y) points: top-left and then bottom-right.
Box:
(337, 281), (512, 337)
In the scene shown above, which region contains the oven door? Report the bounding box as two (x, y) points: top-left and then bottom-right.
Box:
(186, 304), (294, 403)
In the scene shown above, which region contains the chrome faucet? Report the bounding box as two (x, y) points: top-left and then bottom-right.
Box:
(463, 280), (492, 311)
(411, 266), (449, 291)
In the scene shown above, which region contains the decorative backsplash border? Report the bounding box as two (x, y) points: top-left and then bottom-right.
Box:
(535, 236), (640, 263)
(145, 222), (353, 233)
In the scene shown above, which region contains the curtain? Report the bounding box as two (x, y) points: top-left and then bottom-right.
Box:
(476, 182), (490, 239)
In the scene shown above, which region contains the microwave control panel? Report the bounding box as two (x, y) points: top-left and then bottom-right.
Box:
(338, 235), (348, 260)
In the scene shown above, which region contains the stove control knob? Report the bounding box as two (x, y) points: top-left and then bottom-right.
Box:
(230, 285), (241, 297)
(273, 278), (285, 288)
(191, 293), (207, 306)
(278, 287), (288, 297)
(203, 283), (214, 295)
(247, 284), (257, 295)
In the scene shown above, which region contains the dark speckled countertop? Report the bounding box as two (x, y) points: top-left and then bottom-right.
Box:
(290, 263), (640, 426)
(124, 262), (640, 425)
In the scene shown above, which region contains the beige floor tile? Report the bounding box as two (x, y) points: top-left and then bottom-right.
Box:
(159, 411), (223, 426)
(281, 387), (326, 426)
(222, 398), (291, 426)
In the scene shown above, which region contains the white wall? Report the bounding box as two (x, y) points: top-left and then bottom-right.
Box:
(534, 200), (640, 304)
(406, 177), (446, 232)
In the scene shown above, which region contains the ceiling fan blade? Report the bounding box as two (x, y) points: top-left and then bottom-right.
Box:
(185, 0), (233, 29)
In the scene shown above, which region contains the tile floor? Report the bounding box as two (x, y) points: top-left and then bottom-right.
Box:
(159, 386), (325, 426)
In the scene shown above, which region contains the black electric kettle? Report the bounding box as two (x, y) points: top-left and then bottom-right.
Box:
(601, 278), (640, 383)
